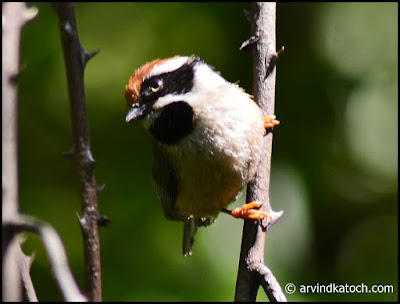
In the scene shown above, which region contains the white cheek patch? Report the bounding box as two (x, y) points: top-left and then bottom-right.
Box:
(153, 94), (187, 110)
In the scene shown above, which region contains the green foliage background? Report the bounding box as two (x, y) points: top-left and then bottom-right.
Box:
(17, 2), (397, 301)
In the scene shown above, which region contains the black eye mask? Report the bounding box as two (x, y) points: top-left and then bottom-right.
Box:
(141, 59), (197, 104)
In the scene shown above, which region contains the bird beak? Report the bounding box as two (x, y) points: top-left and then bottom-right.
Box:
(125, 103), (148, 122)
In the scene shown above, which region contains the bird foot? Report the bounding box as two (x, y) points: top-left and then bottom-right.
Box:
(263, 115), (280, 129)
(222, 201), (272, 221)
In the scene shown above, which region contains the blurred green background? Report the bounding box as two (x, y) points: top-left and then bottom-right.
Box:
(17, 2), (397, 301)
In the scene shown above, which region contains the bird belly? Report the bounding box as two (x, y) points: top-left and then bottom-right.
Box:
(175, 156), (244, 218)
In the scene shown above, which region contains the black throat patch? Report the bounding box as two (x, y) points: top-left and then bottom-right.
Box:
(150, 101), (195, 145)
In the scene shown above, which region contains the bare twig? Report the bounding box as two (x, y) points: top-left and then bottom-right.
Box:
(235, 3), (286, 302)
(2, 2), (38, 301)
(4, 216), (87, 302)
(18, 246), (38, 301)
(53, 3), (102, 301)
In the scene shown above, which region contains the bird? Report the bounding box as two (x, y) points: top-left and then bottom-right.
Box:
(124, 55), (279, 256)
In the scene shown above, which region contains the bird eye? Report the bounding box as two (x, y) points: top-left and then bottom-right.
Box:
(150, 79), (163, 93)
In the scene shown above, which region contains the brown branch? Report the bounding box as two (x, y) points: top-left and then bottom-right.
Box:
(235, 3), (286, 302)
(2, 2), (38, 301)
(53, 3), (102, 301)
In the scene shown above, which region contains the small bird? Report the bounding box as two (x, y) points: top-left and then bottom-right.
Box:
(125, 56), (279, 256)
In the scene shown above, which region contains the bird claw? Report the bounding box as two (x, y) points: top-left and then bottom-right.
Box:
(223, 201), (272, 221)
(263, 115), (280, 129)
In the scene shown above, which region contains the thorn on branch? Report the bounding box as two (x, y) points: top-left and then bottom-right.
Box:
(240, 35), (260, 52)
(22, 5), (39, 23)
(8, 64), (27, 86)
(24, 251), (36, 270)
(261, 210), (284, 232)
(62, 21), (74, 41)
(62, 146), (75, 159)
(19, 248), (38, 301)
(9, 72), (21, 86)
(264, 45), (285, 80)
(77, 212), (89, 234)
(82, 148), (96, 171)
(97, 215), (111, 228)
(82, 49), (100, 69)
(243, 9), (251, 23)
(96, 184), (105, 196)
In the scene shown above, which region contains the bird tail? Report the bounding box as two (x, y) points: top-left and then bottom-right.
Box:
(182, 216), (215, 256)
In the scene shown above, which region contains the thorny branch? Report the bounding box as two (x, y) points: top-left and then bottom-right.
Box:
(235, 3), (286, 302)
(53, 3), (102, 301)
(3, 2), (85, 302)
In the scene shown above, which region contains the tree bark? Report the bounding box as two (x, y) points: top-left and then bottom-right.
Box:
(235, 3), (286, 302)
(54, 3), (102, 301)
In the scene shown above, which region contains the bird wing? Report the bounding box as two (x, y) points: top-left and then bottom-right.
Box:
(152, 141), (185, 222)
